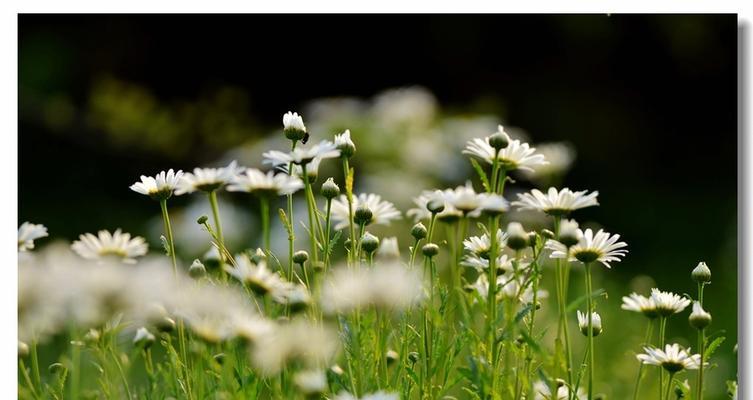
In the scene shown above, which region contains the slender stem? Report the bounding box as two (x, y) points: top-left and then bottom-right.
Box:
(658, 317), (667, 399)
(160, 199), (178, 275)
(632, 319), (654, 400)
(301, 164), (319, 265)
(323, 198), (333, 271)
(29, 339), (41, 392)
(523, 254), (541, 399)
(497, 168), (508, 195)
(19, 359), (39, 399)
(664, 372), (676, 400)
(552, 216), (574, 390)
(343, 158), (356, 267)
(287, 140), (297, 279)
(260, 197), (270, 255)
(585, 263), (595, 400)
(487, 215), (500, 395)
(408, 237), (422, 269)
(697, 282), (706, 400)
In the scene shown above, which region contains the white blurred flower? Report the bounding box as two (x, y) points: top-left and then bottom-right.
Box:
(251, 320), (339, 375)
(175, 161), (242, 194)
(621, 293), (659, 319)
(462, 253), (514, 273)
(225, 254), (286, 296)
(227, 168), (303, 196)
(263, 140), (340, 166)
(376, 237), (400, 260)
(650, 288), (691, 316)
(71, 229), (148, 264)
(372, 86), (437, 129)
(637, 343), (701, 372)
(520, 142), (576, 181)
(334, 391), (399, 400)
(463, 126), (548, 172)
(294, 369), (327, 395)
(18, 222), (48, 252)
(443, 182), (483, 214)
(129, 169), (183, 200)
(330, 193), (401, 230)
(547, 228), (627, 268)
(406, 190), (447, 222)
(513, 187), (599, 216)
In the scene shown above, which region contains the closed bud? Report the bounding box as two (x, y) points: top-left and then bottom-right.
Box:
(691, 262), (711, 283)
(408, 351), (420, 363)
(293, 250), (309, 265)
(48, 363), (67, 374)
(133, 327), (156, 349)
(189, 259), (207, 278)
(489, 131), (510, 150)
(335, 129), (356, 158)
(422, 243), (440, 258)
(196, 215), (209, 225)
(411, 222), (428, 240)
(354, 205), (373, 226)
(527, 232), (538, 248)
(283, 111), (307, 142)
(320, 178), (340, 199)
(361, 232), (380, 254)
(689, 302), (712, 330)
(427, 198), (445, 214)
(577, 311), (602, 337)
(541, 229), (555, 239)
(506, 222), (529, 251)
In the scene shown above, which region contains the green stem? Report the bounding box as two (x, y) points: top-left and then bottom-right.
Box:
(343, 158), (357, 267)
(260, 197), (270, 255)
(208, 190), (225, 280)
(323, 198), (333, 272)
(301, 164), (319, 265)
(664, 372), (676, 400)
(408, 237), (422, 269)
(487, 215), (500, 395)
(632, 319), (654, 400)
(160, 199), (178, 275)
(658, 317), (667, 399)
(19, 359), (40, 399)
(30, 339), (41, 392)
(287, 140), (297, 278)
(697, 282), (706, 400)
(523, 255), (541, 399)
(585, 263), (595, 400)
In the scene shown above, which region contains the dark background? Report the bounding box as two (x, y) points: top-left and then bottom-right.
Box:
(18, 14), (738, 394)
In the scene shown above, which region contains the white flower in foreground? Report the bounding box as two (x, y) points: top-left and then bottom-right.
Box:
(330, 193), (401, 230)
(443, 182), (483, 214)
(532, 380), (586, 400)
(334, 129), (356, 157)
(650, 288), (691, 317)
(463, 126), (548, 171)
(512, 187), (599, 216)
(18, 222), (48, 252)
(129, 169), (184, 200)
(227, 168), (303, 196)
(71, 229), (148, 264)
(637, 343), (701, 373)
(463, 229), (507, 258)
(333, 391), (399, 400)
(294, 369), (327, 395)
(577, 310), (602, 337)
(320, 262), (424, 314)
(263, 140), (340, 166)
(175, 161), (242, 194)
(621, 292), (659, 319)
(225, 254), (286, 296)
(251, 320), (339, 375)
(283, 111), (307, 133)
(547, 228), (627, 268)
(376, 237), (400, 259)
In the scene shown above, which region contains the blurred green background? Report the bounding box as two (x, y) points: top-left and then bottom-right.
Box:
(19, 14), (738, 397)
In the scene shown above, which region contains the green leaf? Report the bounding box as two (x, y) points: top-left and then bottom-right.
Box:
(704, 336), (726, 362)
(565, 288), (607, 313)
(469, 159), (491, 192)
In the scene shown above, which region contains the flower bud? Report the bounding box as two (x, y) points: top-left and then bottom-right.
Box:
(411, 222), (428, 240)
(293, 250), (309, 265)
(541, 229), (555, 239)
(489, 125), (511, 150)
(691, 262), (711, 284)
(283, 111), (307, 142)
(360, 232), (380, 254)
(133, 327), (156, 349)
(689, 302), (712, 330)
(385, 349), (399, 366)
(189, 259), (207, 278)
(84, 328), (101, 344)
(408, 351), (420, 363)
(506, 222), (529, 251)
(527, 232), (538, 248)
(330, 364), (345, 375)
(196, 215), (209, 225)
(558, 219), (581, 247)
(335, 129), (356, 158)
(320, 178), (340, 199)
(213, 353), (226, 365)
(422, 243), (439, 258)
(577, 311), (602, 337)
(250, 248), (266, 264)
(354, 205), (373, 226)
(427, 198), (445, 214)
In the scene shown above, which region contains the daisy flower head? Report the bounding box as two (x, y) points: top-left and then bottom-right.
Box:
(334, 129), (356, 158)
(512, 187), (599, 216)
(621, 292), (659, 319)
(547, 228), (627, 268)
(175, 161), (242, 194)
(650, 288), (691, 317)
(443, 182), (483, 215)
(532, 380), (586, 400)
(282, 111), (307, 142)
(263, 140), (340, 167)
(71, 229), (148, 264)
(18, 222), (48, 252)
(225, 253), (286, 296)
(469, 193), (509, 217)
(577, 310), (602, 337)
(463, 229), (507, 259)
(462, 125), (548, 172)
(520, 142), (576, 182)
(331, 193), (401, 230)
(227, 168), (303, 197)
(130, 169), (184, 200)
(406, 190), (447, 222)
(637, 343), (701, 373)
(557, 219), (582, 247)
(462, 253), (514, 273)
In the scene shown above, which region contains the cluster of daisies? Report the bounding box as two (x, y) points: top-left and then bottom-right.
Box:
(17, 111), (720, 400)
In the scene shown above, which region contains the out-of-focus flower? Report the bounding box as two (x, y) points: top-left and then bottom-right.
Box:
(71, 229), (148, 264)
(406, 190), (448, 222)
(471, 193), (509, 217)
(462, 253), (514, 273)
(175, 161), (242, 194)
(637, 344), (701, 372)
(520, 142), (576, 183)
(250, 320), (339, 375)
(650, 288), (691, 316)
(133, 327), (156, 348)
(621, 293), (659, 319)
(331, 193), (401, 230)
(263, 140), (340, 166)
(547, 228), (627, 268)
(463, 126), (548, 172)
(376, 237), (400, 260)
(225, 254), (286, 296)
(227, 168), (303, 197)
(443, 182), (483, 215)
(334, 391), (400, 400)
(294, 369), (327, 396)
(18, 222), (48, 252)
(513, 187), (599, 216)
(372, 86), (437, 130)
(577, 310), (602, 337)
(129, 169), (184, 200)
(320, 262), (424, 314)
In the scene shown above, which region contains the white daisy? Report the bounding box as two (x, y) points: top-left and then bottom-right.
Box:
(175, 161), (242, 194)
(637, 343), (701, 373)
(462, 125), (548, 171)
(334, 129), (356, 157)
(547, 228), (627, 268)
(576, 310), (602, 337)
(520, 142), (576, 181)
(443, 182), (483, 214)
(512, 187), (599, 216)
(468, 193), (510, 218)
(461, 253), (515, 273)
(283, 111), (307, 133)
(406, 190), (448, 222)
(225, 254), (286, 296)
(71, 229), (148, 264)
(18, 222), (48, 252)
(263, 140), (340, 166)
(532, 380), (586, 400)
(227, 168), (303, 196)
(463, 229), (507, 258)
(129, 169), (184, 200)
(650, 288), (691, 316)
(621, 292), (659, 319)
(330, 193), (401, 230)
(376, 237), (400, 259)
(276, 156), (322, 182)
